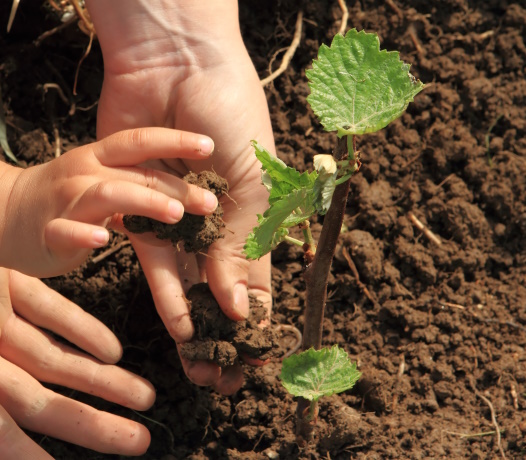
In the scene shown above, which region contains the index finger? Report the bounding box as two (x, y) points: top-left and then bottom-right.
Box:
(92, 128), (214, 166)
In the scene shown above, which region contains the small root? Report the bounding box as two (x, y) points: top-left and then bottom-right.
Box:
(275, 324), (303, 359)
(261, 10), (303, 86)
(468, 377), (506, 460)
(73, 30), (95, 96)
(337, 0), (349, 35)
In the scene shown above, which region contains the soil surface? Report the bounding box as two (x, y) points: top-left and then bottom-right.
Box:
(124, 171), (228, 253)
(1, 0), (525, 459)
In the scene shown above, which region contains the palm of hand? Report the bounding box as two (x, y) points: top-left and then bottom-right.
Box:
(96, 60), (273, 393)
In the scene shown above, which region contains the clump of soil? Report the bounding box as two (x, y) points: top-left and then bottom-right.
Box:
(179, 283), (281, 367)
(123, 170), (228, 252)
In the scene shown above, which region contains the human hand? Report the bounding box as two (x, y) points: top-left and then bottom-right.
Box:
(0, 127), (217, 278)
(85, 1), (275, 394)
(0, 268), (156, 457)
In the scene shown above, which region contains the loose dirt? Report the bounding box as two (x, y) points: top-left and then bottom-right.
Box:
(179, 283), (280, 367)
(123, 170), (228, 253)
(1, 0), (525, 459)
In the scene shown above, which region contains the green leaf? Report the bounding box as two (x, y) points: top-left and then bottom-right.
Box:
(281, 345), (361, 401)
(244, 188), (314, 259)
(307, 29), (425, 136)
(244, 141), (322, 259)
(244, 224), (288, 260)
(312, 174), (337, 214)
(252, 141), (317, 204)
(0, 84), (19, 165)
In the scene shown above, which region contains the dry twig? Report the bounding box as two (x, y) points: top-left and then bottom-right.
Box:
(510, 383), (518, 410)
(341, 246), (377, 305)
(337, 0), (349, 35)
(7, 0), (20, 33)
(441, 301), (466, 310)
(91, 239), (131, 264)
(444, 429), (500, 439)
(261, 11), (303, 86)
(385, 0), (403, 20)
(468, 377), (506, 460)
(408, 24), (425, 56)
(408, 211), (442, 246)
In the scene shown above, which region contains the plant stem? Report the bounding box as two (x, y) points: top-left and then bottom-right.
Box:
(283, 235), (305, 247)
(302, 220), (316, 253)
(296, 135), (353, 443)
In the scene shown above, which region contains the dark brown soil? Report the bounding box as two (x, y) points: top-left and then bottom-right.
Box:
(179, 283), (280, 367)
(123, 171), (228, 253)
(1, 0), (525, 459)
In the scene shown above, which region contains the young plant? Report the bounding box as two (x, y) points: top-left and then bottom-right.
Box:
(245, 29), (424, 442)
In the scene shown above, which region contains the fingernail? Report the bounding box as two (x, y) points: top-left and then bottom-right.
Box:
(92, 229), (109, 247)
(198, 137), (214, 156)
(233, 283), (249, 320)
(204, 191), (218, 212)
(168, 200), (184, 222)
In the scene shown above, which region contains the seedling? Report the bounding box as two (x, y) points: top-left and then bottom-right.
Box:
(245, 29), (424, 442)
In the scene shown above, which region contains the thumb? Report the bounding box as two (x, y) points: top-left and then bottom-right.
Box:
(206, 239), (250, 321)
(206, 236), (272, 322)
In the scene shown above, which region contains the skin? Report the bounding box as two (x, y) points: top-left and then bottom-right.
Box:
(85, 0), (275, 393)
(0, 268), (154, 457)
(0, 1), (275, 456)
(0, 127), (217, 277)
(0, 127), (217, 458)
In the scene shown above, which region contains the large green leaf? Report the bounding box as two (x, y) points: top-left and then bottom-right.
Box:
(281, 345), (361, 401)
(307, 29), (424, 136)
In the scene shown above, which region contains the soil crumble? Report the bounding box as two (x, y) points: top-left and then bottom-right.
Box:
(179, 283), (280, 367)
(123, 170), (228, 253)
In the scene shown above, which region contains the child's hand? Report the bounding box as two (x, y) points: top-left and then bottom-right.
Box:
(0, 268), (154, 456)
(0, 127), (217, 277)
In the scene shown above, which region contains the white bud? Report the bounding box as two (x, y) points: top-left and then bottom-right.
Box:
(313, 154), (337, 175)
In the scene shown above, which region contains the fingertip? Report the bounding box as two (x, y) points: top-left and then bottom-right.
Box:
(213, 364), (244, 396)
(232, 283), (249, 320)
(168, 312), (194, 344)
(97, 336), (123, 365)
(180, 357), (221, 387)
(209, 281), (249, 321)
(198, 137), (214, 156)
(126, 422), (151, 456)
(242, 354), (269, 367)
(203, 191), (218, 213)
(206, 254), (251, 321)
(91, 228), (110, 248)
(131, 379), (156, 411)
(167, 200), (184, 223)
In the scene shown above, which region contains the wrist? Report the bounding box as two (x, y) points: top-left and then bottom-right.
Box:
(85, 0), (244, 75)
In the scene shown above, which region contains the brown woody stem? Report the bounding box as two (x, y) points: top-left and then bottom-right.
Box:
(295, 135), (353, 443)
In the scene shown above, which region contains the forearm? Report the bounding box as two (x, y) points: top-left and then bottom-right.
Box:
(85, 0), (243, 74)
